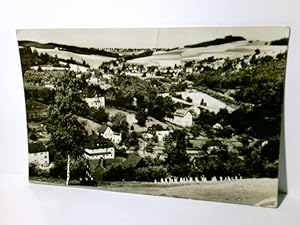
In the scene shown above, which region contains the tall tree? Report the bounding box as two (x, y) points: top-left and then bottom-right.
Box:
(47, 73), (88, 185)
(136, 108), (147, 126)
(164, 130), (191, 177)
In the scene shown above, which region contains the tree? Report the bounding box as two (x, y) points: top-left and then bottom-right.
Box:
(91, 107), (108, 123)
(186, 97), (193, 103)
(136, 108), (147, 126)
(164, 130), (191, 177)
(111, 112), (129, 133)
(47, 73), (88, 185)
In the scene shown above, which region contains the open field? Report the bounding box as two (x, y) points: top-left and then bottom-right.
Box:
(159, 89), (234, 113)
(95, 178), (278, 207)
(128, 40), (288, 67)
(179, 89), (235, 113)
(30, 178), (278, 207)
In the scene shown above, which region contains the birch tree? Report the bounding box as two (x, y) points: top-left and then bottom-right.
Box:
(47, 72), (88, 185)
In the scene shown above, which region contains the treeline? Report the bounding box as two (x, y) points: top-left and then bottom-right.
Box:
(184, 35), (246, 48)
(19, 40), (119, 58)
(270, 37), (289, 46)
(122, 50), (154, 61)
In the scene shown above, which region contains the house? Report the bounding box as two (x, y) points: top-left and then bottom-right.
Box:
(213, 123), (223, 130)
(189, 105), (201, 118)
(84, 96), (105, 109)
(86, 74), (100, 85)
(83, 133), (115, 160)
(29, 151), (49, 168)
(165, 109), (193, 127)
(84, 147), (115, 160)
(69, 64), (88, 73)
(155, 130), (171, 142)
(28, 142), (50, 168)
(98, 125), (122, 145)
(44, 84), (55, 90)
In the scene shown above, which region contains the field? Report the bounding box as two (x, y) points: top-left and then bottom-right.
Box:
(95, 178), (278, 207)
(128, 40), (288, 67)
(30, 178), (278, 207)
(179, 89), (235, 113)
(31, 47), (115, 69)
(159, 89), (234, 113)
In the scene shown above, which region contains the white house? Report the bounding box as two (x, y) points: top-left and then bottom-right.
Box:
(155, 130), (171, 142)
(69, 64), (88, 73)
(86, 74), (100, 85)
(213, 123), (223, 130)
(165, 110), (193, 127)
(98, 125), (122, 145)
(84, 147), (115, 160)
(189, 105), (201, 118)
(84, 96), (105, 109)
(29, 151), (49, 168)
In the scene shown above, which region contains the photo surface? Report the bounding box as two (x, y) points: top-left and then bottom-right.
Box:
(17, 27), (289, 207)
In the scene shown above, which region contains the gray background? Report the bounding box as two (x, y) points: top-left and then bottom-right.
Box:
(0, 0), (299, 224)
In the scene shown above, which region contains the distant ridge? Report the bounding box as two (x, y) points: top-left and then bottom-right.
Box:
(184, 35), (246, 48)
(270, 38), (289, 46)
(18, 40), (120, 58)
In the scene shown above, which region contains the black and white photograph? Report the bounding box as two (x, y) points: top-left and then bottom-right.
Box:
(17, 27), (289, 207)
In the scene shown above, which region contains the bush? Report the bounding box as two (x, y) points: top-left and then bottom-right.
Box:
(186, 97), (193, 103)
(102, 164), (125, 181)
(29, 133), (38, 141)
(29, 162), (50, 177)
(135, 166), (168, 181)
(70, 158), (87, 181)
(29, 163), (39, 176)
(49, 152), (66, 179)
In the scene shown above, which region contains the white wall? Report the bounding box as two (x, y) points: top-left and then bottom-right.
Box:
(0, 0), (300, 224)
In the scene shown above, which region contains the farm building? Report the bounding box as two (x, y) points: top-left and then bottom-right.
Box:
(155, 130), (172, 142)
(165, 109), (193, 127)
(29, 151), (49, 168)
(189, 105), (201, 118)
(86, 74), (101, 85)
(84, 147), (115, 160)
(98, 125), (122, 145)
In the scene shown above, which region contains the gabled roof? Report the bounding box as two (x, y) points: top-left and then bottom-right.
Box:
(86, 133), (113, 149)
(174, 109), (191, 117)
(98, 125), (109, 134)
(28, 142), (47, 153)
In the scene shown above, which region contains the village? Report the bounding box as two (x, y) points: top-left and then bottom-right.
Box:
(20, 36), (286, 191)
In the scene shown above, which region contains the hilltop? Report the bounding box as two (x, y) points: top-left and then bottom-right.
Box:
(184, 35), (246, 48)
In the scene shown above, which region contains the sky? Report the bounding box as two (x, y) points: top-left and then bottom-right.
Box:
(16, 27), (290, 49)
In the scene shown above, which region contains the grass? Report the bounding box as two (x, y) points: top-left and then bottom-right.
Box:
(30, 177), (278, 207)
(93, 178), (278, 207)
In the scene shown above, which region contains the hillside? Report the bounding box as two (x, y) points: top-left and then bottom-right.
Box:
(184, 35), (246, 48)
(19, 40), (119, 58)
(128, 40), (288, 67)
